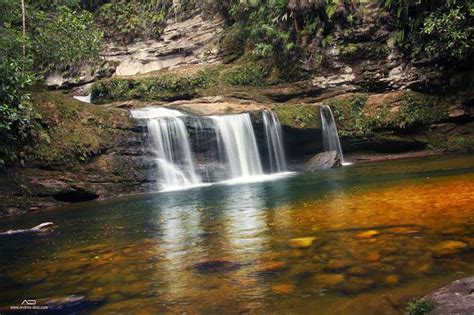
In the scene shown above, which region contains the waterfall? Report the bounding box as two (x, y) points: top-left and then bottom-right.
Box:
(73, 94), (91, 103)
(130, 107), (200, 190)
(211, 114), (263, 178)
(320, 105), (347, 165)
(263, 110), (287, 172)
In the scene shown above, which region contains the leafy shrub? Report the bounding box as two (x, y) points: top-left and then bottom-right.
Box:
(405, 297), (435, 315)
(420, 8), (473, 62)
(31, 6), (103, 72)
(0, 59), (39, 166)
(224, 64), (271, 86)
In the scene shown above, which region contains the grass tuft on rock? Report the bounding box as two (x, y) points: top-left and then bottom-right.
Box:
(405, 297), (435, 315)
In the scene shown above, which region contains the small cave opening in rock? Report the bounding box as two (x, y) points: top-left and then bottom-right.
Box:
(53, 190), (99, 203)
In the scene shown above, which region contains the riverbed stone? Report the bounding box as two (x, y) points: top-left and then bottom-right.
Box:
(288, 237), (317, 249)
(313, 273), (345, 288)
(432, 240), (468, 257)
(425, 277), (474, 315)
(356, 230), (380, 239)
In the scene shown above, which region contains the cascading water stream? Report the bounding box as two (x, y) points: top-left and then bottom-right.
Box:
(211, 114), (264, 178)
(130, 107), (200, 190)
(320, 105), (349, 165)
(263, 110), (287, 172)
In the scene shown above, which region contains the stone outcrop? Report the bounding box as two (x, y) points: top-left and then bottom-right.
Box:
(103, 11), (224, 77)
(304, 151), (341, 171)
(425, 277), (474, 315)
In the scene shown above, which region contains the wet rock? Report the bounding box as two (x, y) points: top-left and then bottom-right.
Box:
(271, 284), (295, 295)
(432, 240), (468, 257)
(288, 237), (317, 249)
(356, 230), (380, 239)
(425, 277), (474, 315)
(313, 273), (345, 288)
(304, 151), (341, 171)
(194, 259), (243, 274)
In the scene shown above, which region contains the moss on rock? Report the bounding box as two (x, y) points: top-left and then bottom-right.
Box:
(274, 104), (320, 129)
(91, 69), (216, 103)
(30, 92), (132, 166)
(328, 91), (450, 138)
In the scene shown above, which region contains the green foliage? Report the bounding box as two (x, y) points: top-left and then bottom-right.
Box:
(31, 6), (103, 71)
(91, 70), (216, 103)
(381, 0), (473, 64)
(0, 0), (104, 166)
(420, 8), (473, 62)
(0, 59), (39, 166)
(405, 297), (435, 315)
(224, 64), (271, 86)
(96, 0), (198, 42)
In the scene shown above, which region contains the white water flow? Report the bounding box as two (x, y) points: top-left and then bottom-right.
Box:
(320, 105), (349, 165)
(212, 114), (263, 178)
(263, 110), (288, 172)
(130, 107), (200, 190)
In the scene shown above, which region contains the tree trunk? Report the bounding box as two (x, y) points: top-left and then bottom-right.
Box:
(21, 0), (26, 58)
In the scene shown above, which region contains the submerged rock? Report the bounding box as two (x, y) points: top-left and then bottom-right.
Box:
(425, 277), (474, 315)
(271, 284), (295, 295)
(193, 259), (243, 274)
(313, 273), (345, 288)
(288, 237), (317, 249)
(432, 240), (468, 257)
(356, 230), (380, 239)
(304, 151), (341, 171)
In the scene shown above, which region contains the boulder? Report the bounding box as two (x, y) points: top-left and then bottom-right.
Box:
(425, 277), (474, 315)
(304, 151), (341, 171)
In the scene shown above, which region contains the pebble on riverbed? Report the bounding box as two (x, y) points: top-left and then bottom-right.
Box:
(288, 237), (317, 249)
(356, 230), (380, 239)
